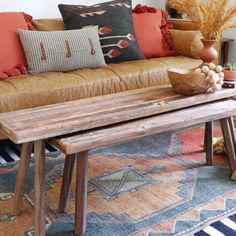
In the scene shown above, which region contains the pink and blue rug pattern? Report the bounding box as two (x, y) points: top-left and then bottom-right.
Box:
(0, 124), (235, 235)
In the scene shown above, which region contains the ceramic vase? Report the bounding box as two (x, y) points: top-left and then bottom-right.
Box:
(199, 39), (218, 63)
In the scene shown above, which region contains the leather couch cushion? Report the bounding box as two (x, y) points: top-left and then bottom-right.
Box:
(0, 56), (201, 113)
(32, 18), (65, 31)
(170, 29), (203, 59)
(167, 19), (199, 31)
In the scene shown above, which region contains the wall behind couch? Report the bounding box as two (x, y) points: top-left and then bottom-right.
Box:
(0, 0), (158, 19)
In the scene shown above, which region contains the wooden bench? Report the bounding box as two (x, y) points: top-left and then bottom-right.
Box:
(50, 99), (236, 236)
(1, 85), (236, 236)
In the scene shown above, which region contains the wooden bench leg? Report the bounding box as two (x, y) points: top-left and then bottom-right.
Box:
(12, 142), (33, 215)
(227, 117), (236, 180)
(228, 117), (236, 154)
(203, 123), (207, 152)
(205, 121), (213, 166)
(34, 140), (46, 236)
(58, 154), (76, 213)
(220, 118), (236, 180)
(75, 151), (88, 236)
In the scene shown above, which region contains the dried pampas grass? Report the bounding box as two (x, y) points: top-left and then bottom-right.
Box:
(169, 0), (236, 40)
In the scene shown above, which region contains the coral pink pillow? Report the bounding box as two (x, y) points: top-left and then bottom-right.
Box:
(0, 12), (30, 79)
(133, 5), (177, 59)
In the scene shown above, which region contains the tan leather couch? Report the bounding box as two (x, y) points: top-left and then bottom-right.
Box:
(0, 19), (211, 139)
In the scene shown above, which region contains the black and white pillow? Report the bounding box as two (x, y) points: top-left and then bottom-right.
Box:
(58, 0), (144, 63)
(18, 26), (106, 74)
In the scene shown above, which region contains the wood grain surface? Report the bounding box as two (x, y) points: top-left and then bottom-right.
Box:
(58, 154), (76, 213)
(12, 142), (33, 215)
(51, 99), (236, 155)
(75, 151), (88, 236)
(1, 85), (236, 144)
(34, 140), (46, 236)
(205, 122), (213, 166)
(168, 68), (211, 95)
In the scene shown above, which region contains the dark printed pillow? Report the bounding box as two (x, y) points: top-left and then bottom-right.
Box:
(58, 0), (144, 63)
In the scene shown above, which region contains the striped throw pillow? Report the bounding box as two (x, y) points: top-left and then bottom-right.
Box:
(18, 26), (106, 74)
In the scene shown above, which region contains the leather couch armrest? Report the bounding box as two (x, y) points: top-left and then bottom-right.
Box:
(170, 29), (203, 59)
(32, 19), (65, 31)
(168, 19), (221, 64)
(167, 19), (199, 30)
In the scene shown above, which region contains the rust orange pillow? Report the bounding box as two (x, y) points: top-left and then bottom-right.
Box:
(0, 12), (30, 79)
(133, 6), (177, 59)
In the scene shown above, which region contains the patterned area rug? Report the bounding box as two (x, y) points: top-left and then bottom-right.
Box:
(0, 124), (236, 236)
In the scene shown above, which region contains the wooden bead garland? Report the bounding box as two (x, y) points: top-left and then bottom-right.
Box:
(194, 63), (224, 92)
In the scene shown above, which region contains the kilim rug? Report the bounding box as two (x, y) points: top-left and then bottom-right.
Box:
(0, 123), (236, 236)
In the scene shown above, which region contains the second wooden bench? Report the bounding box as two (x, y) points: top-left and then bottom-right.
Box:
(50, 99), (236, 236)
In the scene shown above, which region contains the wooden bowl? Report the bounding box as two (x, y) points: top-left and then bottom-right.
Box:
(167, 68), (211, 95)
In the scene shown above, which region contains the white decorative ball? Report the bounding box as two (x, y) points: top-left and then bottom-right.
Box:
(216, 84), (222, 90)
(210, 77), (215, 83)
(207, 70), (215, 77)
(194, 68), (202, 74)
(211, 83), (217, 90)
(218, 72), (224, 78)
(202, 65), (209, 74)
(213, 74), (220, 82)
(218, 80), (224, 85)
(209, 63), (216, 70)
(215, 65), (223, 73)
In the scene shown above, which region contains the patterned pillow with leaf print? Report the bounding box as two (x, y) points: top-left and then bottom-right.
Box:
(58, 0), (144, 63)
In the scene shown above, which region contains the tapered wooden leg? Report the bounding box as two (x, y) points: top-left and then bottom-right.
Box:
(205, 121), (213, 166)
(229, 117), (236, 180)
(58, 154), (76, 213)
(75, 151), (88, 236)
(12, 142), (33, 215)
(34, 140), (46, 236)
(220, 118), (236, 180)
(228, 117), (236, 154)
(203, 123), (207, 152)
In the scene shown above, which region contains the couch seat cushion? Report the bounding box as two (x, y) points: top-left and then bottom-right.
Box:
(0, 56), (201, 113)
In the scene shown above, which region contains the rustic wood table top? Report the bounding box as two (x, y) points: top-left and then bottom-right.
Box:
(1, 84), (236, 236)
(51, 99), (236, 154)
(0, 85), (236, 144)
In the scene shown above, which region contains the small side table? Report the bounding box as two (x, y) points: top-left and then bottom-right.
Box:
(221, 37), (235, 65)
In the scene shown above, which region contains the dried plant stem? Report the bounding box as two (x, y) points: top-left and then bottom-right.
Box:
(169, 0), (236, 40)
